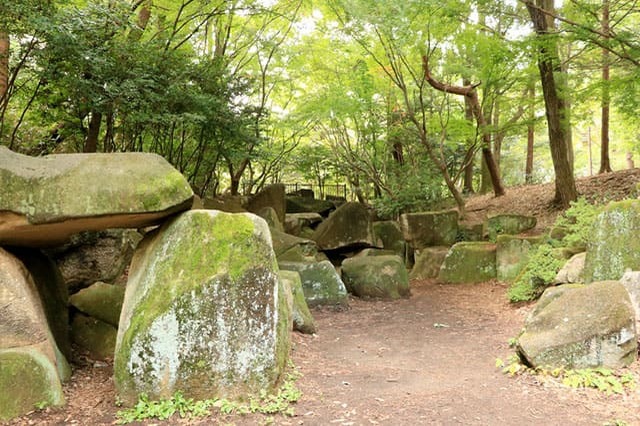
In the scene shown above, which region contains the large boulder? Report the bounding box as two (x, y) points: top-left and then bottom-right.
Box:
(45, 229), (141, 293)
(485, 214), (537, 241)
(0, 147), (193, 247)
(246, 184), (286, 227)
(496, 235), (545, 283)
(114, 210), (290, 404)
(278, 261), (349, 307)
(517, 281), (637, 369)
(373, 221), (406, 258)
(400, 210), (459, 250)
(341, 255), (409, 299)
(410, 247), (449, 280)
(0, 248), (67, 419)
(584, 200), (640, 283)
(69, 281), (125, 327)
(279, 271), (316, 334)
(6, 247), (70, 359)
(438, 242), (497, 284)
(311, 202), (376, 252)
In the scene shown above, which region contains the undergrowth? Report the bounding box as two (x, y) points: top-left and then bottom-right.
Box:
(508, 198), (604, 302)
(496, 355), (636, 395)
(507, 243), (565, 302)
(115, 368), (302, 424)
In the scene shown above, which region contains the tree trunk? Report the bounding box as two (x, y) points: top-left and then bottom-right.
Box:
(422, 56), (505, 197)
(525, 0), (578, 207)
(0, 31), (8, 103)
(599, 0), (612, 174)
(84, 111), (102, 153)
(525, 83), (535, 183)
(462, 79), (475, 194)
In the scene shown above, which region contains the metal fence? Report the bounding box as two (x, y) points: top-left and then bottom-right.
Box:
(283, 183), (347, 200)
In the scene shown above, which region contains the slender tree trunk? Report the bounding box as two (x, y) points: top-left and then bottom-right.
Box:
(599, 0), (612, 173)
(422, 56), (505, 197)
(84, 112), (102, 153)
(525, 0), (578, 207)
(0, 31), (8, 103)
(525, 84), (535, 183)
(462, 79), (475, 194)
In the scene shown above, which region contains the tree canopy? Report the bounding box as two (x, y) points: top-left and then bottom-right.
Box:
(2, 0), (639, 213)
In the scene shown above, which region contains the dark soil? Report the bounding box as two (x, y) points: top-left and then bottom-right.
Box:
(4, 169), (640, 426)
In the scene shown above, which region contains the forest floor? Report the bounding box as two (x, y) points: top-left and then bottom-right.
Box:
(4, 169), (640, 426)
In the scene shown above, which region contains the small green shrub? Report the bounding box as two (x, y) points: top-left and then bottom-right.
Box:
(552, 197), (603, 250)
(508, 243), (564, 302)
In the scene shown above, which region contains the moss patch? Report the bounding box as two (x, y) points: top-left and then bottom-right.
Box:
(584, 200), (640, 283)
(0, 348), (64, 421)
(438, 242), (496, 284)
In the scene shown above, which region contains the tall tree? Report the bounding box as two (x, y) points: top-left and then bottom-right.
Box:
(525, 0), (578, 207)
(599, 0), (612, 173)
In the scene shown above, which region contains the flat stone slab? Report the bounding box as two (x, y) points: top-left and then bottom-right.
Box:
(0, 147), (193, 246)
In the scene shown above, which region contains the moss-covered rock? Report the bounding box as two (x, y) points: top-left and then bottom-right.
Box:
(71, 314), (117, 360)
(278, 261), (348, 307)
(438, 242), (496, 284)
(496, 235), (545, 283)
(485, 214), (537, 241)
(341, 255), (409, 299)
(400, 210), (459, 250)
(114, 210), (289, 404)
(0, 147), (193, 246)
(517, 281), (637, 369)
(0, 248), (69, 375)
(0, 249), (68, 419)
(410, 247), (449, 280)
(373, 220), (406, 258)
(69, 282), (125, 327)
(270, 227), (318, 263)
(584, 200), (640, 283)
(0, 347), (65, 421)
(456, 223), (484, 242)
(279, 271), (316, 334)
(311, 202), (376, 252)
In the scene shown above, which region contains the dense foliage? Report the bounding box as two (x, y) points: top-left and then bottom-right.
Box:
(2, 0), (640, 214)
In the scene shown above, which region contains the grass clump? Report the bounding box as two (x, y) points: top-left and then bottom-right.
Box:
(116, 369), (302, 424)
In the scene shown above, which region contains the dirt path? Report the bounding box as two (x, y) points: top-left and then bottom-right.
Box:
(5, 279), (640, 426)
(290, 280), (640, 426)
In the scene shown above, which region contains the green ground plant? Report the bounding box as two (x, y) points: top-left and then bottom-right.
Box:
(116, 369), (302, 424)
(496, 357), (636, 396)
(552, 197), (604, 250)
